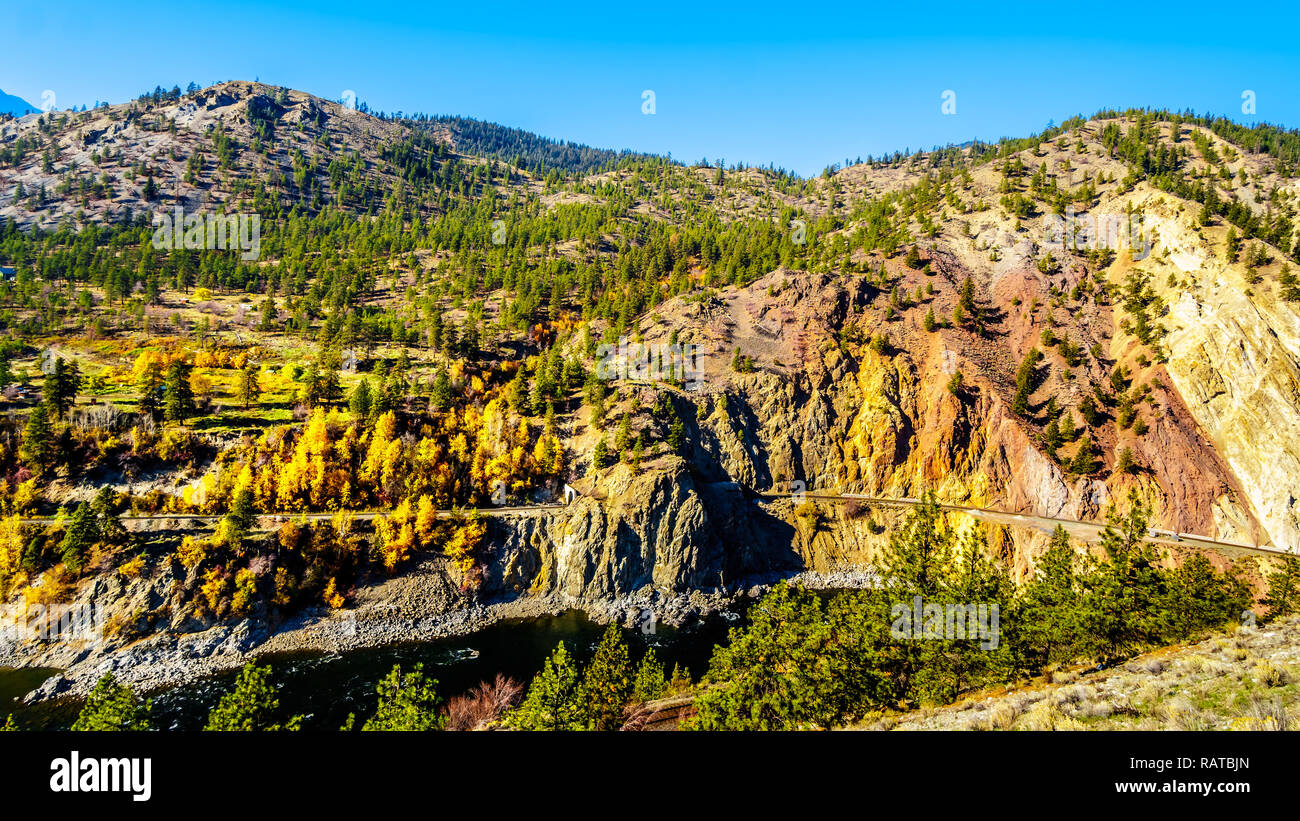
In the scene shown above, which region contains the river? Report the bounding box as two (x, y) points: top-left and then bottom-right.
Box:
(1, 608), (744, 730)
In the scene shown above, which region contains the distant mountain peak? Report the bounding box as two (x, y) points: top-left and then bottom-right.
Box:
(0, 88), (41, 118)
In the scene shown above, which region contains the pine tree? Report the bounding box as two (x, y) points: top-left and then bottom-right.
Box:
(1279, 265), (1300, 301)
(632, 649), (667, 703)
(938, 527), (1014, 697)
(1043, 417), (1062, 459)
(1017, 526), (1080, 671)
(1079, 491), (1165, 663)
(874, 492), (963, 703)
(20, 402), (56, 475)
(1058, 411), (1077, 441)
(429, 366), (451, 411)
(71, 674), (152, 731)
(60, 501), (98, 574)
(615, 413), (632, 457)
(91, 486), (127, 544)
(958, 276), (976, 317)
(222, 484), (256, 548)
(163, 360), (195, 422)
(353, 663), (445, 731)
(1011, 348), (1043, 415)
(880, 492), (953, 599)
(591, 438), (609, 472)
(946, 370), (963, 395)
(667, 404), (685, 453)
(136, 361), (165, 422)
(923, 307), (937, 332)
(204, 663), (302, 731)
(1115, 446), (1136, 475)
(589, 390), (606, 430)
(507, 641), (586, 730)
(258, 296), (278, 331)
(1079, 395), (1102, 426)
(348, 377), (373, 418)
(1165, 552), (1250, 637)
(1070, 435), (1099, 474)
(1262, 556), (1300, 622)
(582, 623), (634, 730)
(302, 364), (341, 408)
(686, 583), (876, 730)
(238, 364), (261, 409)
(42, 357), (81, 419)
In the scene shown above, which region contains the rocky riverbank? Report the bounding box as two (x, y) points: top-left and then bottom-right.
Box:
(2, 555), (876, 705)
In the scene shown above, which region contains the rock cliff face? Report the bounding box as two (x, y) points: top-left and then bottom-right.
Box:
(493, 180), (1300, 603)
(1136, 194), (1300, 552)
(483, 462), (799, 603)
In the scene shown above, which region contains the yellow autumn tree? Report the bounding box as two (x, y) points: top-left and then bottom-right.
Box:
(272, 567), (295, 607)
(200, 568), (229, 614)
(409, 439), (454, 507)
(277, 408), (347, 509)
(130, 349), (175, 383)
(443, 509), (486, 580)
(415, 495), (438, 546)
(231, 568), (258, 615)
(12, 480), (40, 515)
(177, 536), (208, 569)
(323, 577), (346, 609)
(360, 411), (406, 502)
(374, 497), (416, 572)
(0, 515), (27, 596)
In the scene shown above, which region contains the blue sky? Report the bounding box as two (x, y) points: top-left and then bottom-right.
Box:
(5, 1), (1299, 176)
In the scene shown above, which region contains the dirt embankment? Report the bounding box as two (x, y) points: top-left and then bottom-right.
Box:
(862, 616), (1300, 731)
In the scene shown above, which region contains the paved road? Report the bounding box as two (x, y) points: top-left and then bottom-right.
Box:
(18, 504), (565, 528)
(761, 492), (1292, 559)
(19, 492), (1293, 560)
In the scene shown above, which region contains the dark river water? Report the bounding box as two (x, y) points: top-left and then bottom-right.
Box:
(1, 608), (745, 730)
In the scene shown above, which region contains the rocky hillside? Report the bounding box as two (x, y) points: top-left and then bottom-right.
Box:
(2, 85), (1299, 694)
(868, 615), (1300, 731)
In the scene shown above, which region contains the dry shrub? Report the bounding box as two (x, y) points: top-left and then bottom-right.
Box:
(1020, 701), (1085, 731)
(1135, 680), (1165, 710)
(1134, 658), (1164, 676)
(1239, 694), (1288, 731)
(987, 702), (1019, 730)
(1077, 699), (1113, 720)
(117, 554), (146, 579)
(73, 403), (129, 432)
(444, 674), (523, 731)
(1160, 696), (1208, 730)
(1252, 661), (1290, 688)
(1107, 694), (1140, 718)
(22, 566), (74, 607)
(1200, 657), (1234, 678)
(1052, 684), (1092, 707)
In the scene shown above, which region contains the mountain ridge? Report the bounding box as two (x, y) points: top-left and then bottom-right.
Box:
(0, 80), (1297, 698)
(0, 88), (40, 119)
